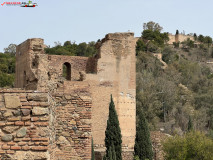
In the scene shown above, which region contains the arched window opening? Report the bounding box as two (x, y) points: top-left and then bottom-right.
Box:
(63, 62), (71, 80)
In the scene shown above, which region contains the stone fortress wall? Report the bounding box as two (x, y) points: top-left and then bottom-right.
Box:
(168, 33), (194, 45)
(0, 32), (137, 159)
(0, 89), (92, 160)
(0, 90), (50, 160)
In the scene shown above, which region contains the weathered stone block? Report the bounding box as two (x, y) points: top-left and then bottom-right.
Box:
(2, 126), (19, 133)
(64, 95), (72, 100)
(16, 127), (27, 138)
(15, 121), (24, 126)
(38, 128), (48, 137)
(21, 109), (31, 116)
(31, 146), (48, 151)
(32, 107), (49, 115)
(0, 95), (4, 102)
(27, 93), (48, 102)
(0, 121), (5, 126)
(0, 102), (5, 108)
(8, 116), (21, 121)
(56, 136), (70, 145)
(69, 120), (76, 125)
(11, 146), (21, 150)
(3, 111), (13, 118)
(2, 145), (10, 150)
(79, 71), (86, 81)
(39, 116), (49, 121)
(21, 116), (31, 121)
(2, 134), (13, 142)
(4, 95), (21, 109)
(81, 119), (91, 125)
(62, 132), (70, 137)
(12, 110), (21, 116)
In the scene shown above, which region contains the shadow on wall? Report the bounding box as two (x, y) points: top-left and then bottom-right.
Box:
(86, 56), (99, 74)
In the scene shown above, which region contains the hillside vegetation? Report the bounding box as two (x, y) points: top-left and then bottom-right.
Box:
(0, 52), (15, 87)
(45, 41), (97, 57)
(136, 22), (213, 137)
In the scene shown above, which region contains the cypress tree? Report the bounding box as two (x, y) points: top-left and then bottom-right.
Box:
(91, 138), (95, 160)
(188, 116), (193, 131)
(134, 109), (153, 160)
(108, 147), (113, 160)
(103, 155), (107, 160)
(105, 95), (122, 160)
(112, 144), (117, 160)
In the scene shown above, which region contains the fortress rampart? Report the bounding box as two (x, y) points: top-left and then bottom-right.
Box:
(168, 33), (194, 45)
(0, 32), (137, 159)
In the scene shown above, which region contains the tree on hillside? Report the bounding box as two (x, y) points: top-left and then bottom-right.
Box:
(76, 42), (87, 56)
(64, 41), (71, 46)
(136, 40), (147, 55)
(204, 36), (212, 47)
(4, 44), (16, 54)
(198, 35), (205, 43)
(0, 52), (15, 87)
(143, 21), (163, 32)
(185, 38), (195, 48)
(194, 33), (197, 41)
(162, 32), (170, 43)
(105, 95), (122, 160)
(54, 41), (62, 47)
(141, 22), (169, 49)
(134, 109), (153, 160)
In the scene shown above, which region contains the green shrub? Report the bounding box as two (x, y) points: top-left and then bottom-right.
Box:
(163, 131), (213, 160)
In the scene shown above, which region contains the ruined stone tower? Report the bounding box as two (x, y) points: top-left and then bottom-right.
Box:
(12, 32), (136, 159)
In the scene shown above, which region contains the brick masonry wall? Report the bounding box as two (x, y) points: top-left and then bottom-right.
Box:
(50, 93), (92, 160)
(0, 89), (50, 160)
(151, 131), (170, 160)
(47, 55), (89, 81)
(0, 89), (92, 160)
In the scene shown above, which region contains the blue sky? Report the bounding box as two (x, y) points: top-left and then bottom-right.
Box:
(0, 0), (213, 52)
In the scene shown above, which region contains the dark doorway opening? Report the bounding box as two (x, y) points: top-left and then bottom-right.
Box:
(63, 62), (71, 80)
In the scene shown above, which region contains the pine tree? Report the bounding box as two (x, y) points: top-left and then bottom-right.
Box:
(91, 138), (95, 160)
(134, 109), (153, 160)
(105, 95), (122, 160)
